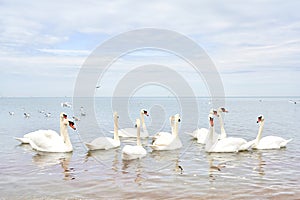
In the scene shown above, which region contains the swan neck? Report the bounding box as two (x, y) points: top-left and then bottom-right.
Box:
(113, 116), (119, 141)
(60, 118), (72, 149)
(256, 121), (264, 143)
(218, 113), (227, 138)
(205, 125), (214, 152)
(137, 124), (141, 146)
(140, 113), (147, 131)
(174, 120), (179, 137)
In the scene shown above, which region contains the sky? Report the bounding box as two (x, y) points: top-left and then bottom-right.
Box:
(0, 0), (300, 97)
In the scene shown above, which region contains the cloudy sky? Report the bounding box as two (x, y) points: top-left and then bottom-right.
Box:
(1, 0), (300, 97)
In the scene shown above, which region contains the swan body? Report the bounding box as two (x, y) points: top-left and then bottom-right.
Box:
(122, 119), (147, 160)
(150, 114), (182, 151)
(186, 109), (219, 144)
(205, 114), (249, 153)
(152, 116), (175, 141)
(85, 112), (120, 150)
(15, 113), (76, 153)
(211, 107), (251, 152)
(250, 115), (292, 150)
(114, 109), (149, 138)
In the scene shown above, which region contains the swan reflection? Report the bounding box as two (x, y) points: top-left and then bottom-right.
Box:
(85, 148), (120, 171)
(32, 152), (75, 180)
(122, 159), (147, 185)
(252, 152), (266, 176)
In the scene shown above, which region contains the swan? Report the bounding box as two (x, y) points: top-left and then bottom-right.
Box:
(150, 114), (182, 151)
(185, 109), (219, 144)
(216, 107), (253, 151)
(15, 113), (76, 153)
(85, 112), (120, 150)
(205, 114), (250, 153)
(248, 115), (292, 150)
(113, 109), (149, 138)
(151, 115), (175, 142)
(122, 118), (147, 160)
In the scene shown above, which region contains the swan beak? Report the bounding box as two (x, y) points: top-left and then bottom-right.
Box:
(69, 121), (76, 130)
(209, 117), (214, 127)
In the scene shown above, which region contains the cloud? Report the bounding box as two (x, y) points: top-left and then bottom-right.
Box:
(0, 0), (300, 96)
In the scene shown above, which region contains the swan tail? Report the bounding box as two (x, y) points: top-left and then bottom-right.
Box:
(281, 138), (293, 147)
(239, 140), (256, 151)
(14, 137), (30, 144)
(85, 143), (98, 151)
(185, 131), (196, 138)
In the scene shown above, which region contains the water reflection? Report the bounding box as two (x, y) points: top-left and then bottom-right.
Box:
(150, 149), (184, 175)
(32, 152), (75, 180)
(252, 152), (266, 176)
(85, 148), (120, 171)
(122, 159), (147, 185)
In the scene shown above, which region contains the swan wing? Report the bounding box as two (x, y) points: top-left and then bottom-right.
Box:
(122, 145), (147, 160)
(27, 130), (66, 152)
(210, 137), (246, 153)
(85, 137), (120, 150)
(257, 136), (292, 149)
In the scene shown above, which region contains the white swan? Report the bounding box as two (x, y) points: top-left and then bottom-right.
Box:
(122, 118), (147, 160)
(216, 107), (253, 151)
(15, 113), (76, 153)
(205, 114), (249, 153)
(152, 115), (175, 141)
(249, 115), (292, 150)
(114, 109), (149, 138)
(85, 112), (120, 150)
(185, 109), (219, 144)
(150, 114), (182, 151)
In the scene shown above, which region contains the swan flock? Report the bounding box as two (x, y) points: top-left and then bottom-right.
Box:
(15, 107), (292, 159)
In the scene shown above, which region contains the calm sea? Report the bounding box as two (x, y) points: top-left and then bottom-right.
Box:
(0, 97), (299, 199)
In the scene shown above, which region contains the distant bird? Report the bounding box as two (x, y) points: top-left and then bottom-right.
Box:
(61, 102), (72, 108)
(44, 113), (51, 117)
(80, 107), (86, 116)
(38, 110), (45, 114)
(24, 113), (30, 118)
(9, 111), (14, 115)
(288, 100), (297, 104)
(96, 85), (101, 89)
(72, 116), (80, 121)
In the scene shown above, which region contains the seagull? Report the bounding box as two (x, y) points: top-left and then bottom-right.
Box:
(288, 100), (297, 104)
(24, 113), (30, 118)
(61, 102), (72, 108)
(96, 85), (101, 89)
(9, 111), (14, 115)
(80, 107), (86, 116)
(72, 116), (80, 121)
(44, 112), (51, 117)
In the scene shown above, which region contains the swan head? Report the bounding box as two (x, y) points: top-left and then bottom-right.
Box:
(209, 109), (218, 116)
(218, 107), (228, 113)
(257, 115), (265, 123)
(113, 112), (119, 119)
(208, 114), (214, 127)
(140, 109), (149, 116)
(68, 121), (76, 130)
(174, 114), (181, 122)
(60, 112), (76, 130)
(60, 112), (68, 120)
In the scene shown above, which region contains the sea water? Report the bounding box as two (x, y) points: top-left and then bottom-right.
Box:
(0, 97), (299, 199)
